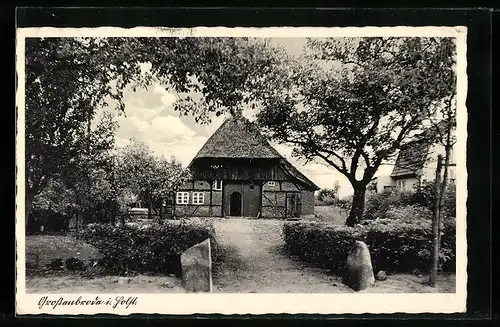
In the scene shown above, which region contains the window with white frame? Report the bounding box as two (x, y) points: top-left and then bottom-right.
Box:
(267, 181), (276, 187)
(213, 180), (222, 191)
(176, 192), (189, 204)
(397, 180), (406, 191)
(192, 192), (205, 205)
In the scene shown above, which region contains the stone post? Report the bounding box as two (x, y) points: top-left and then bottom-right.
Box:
(180, 238), (213, 292)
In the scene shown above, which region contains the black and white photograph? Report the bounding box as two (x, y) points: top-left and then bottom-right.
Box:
(16, 26), (467, 315)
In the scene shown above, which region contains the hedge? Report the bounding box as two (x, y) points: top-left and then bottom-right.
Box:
(79, 219), (219, 276)
(364, 185), (456, 221)
(283, 218), (455, 275)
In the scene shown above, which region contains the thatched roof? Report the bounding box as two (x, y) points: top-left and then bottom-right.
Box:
(189, 115), (320, 190)
(192, 115), (282, 159)
(390, 138), (431, 178)
(279, 158), (320, 191)
(390, 120), (453, 178)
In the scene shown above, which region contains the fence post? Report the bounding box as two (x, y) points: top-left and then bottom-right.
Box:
(430, 154), (443, 287)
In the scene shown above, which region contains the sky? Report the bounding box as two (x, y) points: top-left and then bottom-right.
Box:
(101, 37), (394, 199)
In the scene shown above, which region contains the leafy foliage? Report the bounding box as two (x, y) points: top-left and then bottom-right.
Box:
(79, 220), (219, 276)
(28, 179), (74, 233)
(116, 139), (191, 220)
(384, 205), (433, 222)
(317, 182), (341, 205)
(283, 219), (455, 274)
(24, 37), (276, 227)
(255, 37), (457, 225)
(363, 182), (456, 221)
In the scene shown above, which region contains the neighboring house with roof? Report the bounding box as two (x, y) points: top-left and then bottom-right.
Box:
(369, 138), (456, 193)
(174, 115), (320, 219)
(368, 174), (396, 194)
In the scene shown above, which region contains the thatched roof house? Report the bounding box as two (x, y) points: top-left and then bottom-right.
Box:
(175, 116), (319, 218)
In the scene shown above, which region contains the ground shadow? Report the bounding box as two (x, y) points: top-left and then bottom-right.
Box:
(268, 243), (343, 280)
(212, 243), (249, 278)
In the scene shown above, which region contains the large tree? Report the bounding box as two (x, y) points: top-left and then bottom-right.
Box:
(255, 37), (456, 226)
(116, 139), (190, 221)
(24, 37), (278, 227)
(59, 111), (118, 229)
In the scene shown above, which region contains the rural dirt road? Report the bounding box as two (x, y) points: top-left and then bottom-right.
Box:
(212, 218), (353, 293)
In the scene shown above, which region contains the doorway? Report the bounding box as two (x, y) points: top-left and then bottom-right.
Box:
(230, 192), (242, 216)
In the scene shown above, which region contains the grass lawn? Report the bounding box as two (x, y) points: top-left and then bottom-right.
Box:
(27, 274), (185, 293)
(26, 234), (102, 273)
(25, 233), (186, 293)
(308, 205), (348, 225)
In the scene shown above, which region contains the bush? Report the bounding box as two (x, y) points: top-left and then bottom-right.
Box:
(407, 183), (456, 219)
(363, 182), (457, 221)
(363, 189), (413, 221)
(27, 209), (70, 234)
(283, 218), (455, 275)
(79, 219), (219, 276)
(317, 188), (340, 206)
(384, 205), (433, 222)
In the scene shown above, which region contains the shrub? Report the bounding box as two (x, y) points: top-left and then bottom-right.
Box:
(283, 218), (455, 275)
(407, 183), (456, 218)
(384, 205), (433, 222)
(79, 219), (219, 276)
(363, 189), (413, 221)
(363, 182), (457, 221)
(317, 188), (340, 206)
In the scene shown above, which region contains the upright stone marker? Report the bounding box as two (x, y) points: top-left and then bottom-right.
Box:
(343, 240), (375, 291)
(180, 238), (212, 292)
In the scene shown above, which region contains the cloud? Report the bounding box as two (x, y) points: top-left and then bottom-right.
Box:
(145, 136), (207, 166)
(153, 84), (178, 107)
(150, 116), (196, 141)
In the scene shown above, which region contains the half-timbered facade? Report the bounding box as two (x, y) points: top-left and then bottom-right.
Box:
(174, 115), (319, 219)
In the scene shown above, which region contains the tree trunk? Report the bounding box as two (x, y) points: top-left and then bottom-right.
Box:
(147, 191), (153, 220)
(111, 200), (117, 226)
(25, 190), (36, 232)
(75, 210), (79, 234)
(158, 204), (163, 224)
(345, 185), (367, 227)
(438, 145), (452, 247)
(430, 155), (443, 287)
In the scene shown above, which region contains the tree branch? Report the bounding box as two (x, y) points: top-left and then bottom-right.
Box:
(315, 151), (351, 178)
(282, 136), (349, 175)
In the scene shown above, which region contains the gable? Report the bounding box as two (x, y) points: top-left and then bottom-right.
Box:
(391, 139), (431, 177)
(187, 115), (320, 191)
(191, 116), (282, 160)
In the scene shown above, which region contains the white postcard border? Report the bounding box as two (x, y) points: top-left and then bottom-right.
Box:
(15, 26), (468, 315)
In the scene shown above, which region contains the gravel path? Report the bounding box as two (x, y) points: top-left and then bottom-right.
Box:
(212, 218), (353, 293)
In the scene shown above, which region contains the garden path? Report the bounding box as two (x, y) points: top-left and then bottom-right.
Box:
(211, 218), (352, 293)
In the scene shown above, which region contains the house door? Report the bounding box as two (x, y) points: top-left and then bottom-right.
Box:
(230, 192), (242, 216)
(286, 193), (301, 218)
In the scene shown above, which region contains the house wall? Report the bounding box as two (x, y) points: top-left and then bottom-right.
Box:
(300, 190), (315, 216)
(420, 143), (458, 185)
(260, 180), (314, 218)
(222, 181), (261, 217)
(261, 189), (286, 218)
(174, 179), (222, 217)
(373, 175), (396, 193)
(261, 180), (303, 218)
(176, 177), (317, 219)
(190, 158), (290, 181)
(394, 176), (420, 192)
